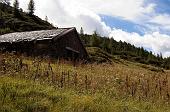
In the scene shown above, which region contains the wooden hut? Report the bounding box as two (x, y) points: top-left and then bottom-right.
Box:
(0, 27), (88, 60)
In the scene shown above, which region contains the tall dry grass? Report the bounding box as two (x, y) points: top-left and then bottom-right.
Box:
(0, 53), (170, 110)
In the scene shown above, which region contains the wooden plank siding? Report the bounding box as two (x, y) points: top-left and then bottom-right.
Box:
(53, 28), (88, 59)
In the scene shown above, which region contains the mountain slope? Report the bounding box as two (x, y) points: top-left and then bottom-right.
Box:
(0, 3), (55, 35)
(0, 53), (170, 112)
(80, 34), (170, 69)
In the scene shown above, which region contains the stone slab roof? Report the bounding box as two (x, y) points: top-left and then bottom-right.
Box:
(0, 28), (74, 43)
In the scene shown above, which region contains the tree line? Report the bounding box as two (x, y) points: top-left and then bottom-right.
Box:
(80, 27), (170, 69)
(0, 0), (53, 35)
(0, 0), (35, 34)
(0, 0), (35, 16)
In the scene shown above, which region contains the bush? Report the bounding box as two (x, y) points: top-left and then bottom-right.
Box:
(0, 27), (11, 35)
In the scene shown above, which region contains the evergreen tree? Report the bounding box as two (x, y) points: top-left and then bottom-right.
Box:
(138, 47), (145, 57)
(117, 40), (123, 51)
(45, 16), (48, 22)
(80, 27), (84, 35)
(157, 53), (163, 61)
(28, 0), (35, 16)
(147, 51), (153, 62)
(0, 0), (10, 5)
(13, 0), (19, 17)
(79, 27), (87, 45)
(108, 38), (114, 54)
(90, 31), (100, 47)
(160, 53), (163, 60)
(101, 38), (108, 51)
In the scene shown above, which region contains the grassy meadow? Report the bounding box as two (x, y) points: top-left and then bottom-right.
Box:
(0, 53), (170, 112)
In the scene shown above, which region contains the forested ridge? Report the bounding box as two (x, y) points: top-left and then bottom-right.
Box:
(80, 31), (170, 69)
(0, 1), (55, 35)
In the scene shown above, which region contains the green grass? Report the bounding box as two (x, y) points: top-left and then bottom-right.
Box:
(0, 76), (170, 112)
(86, 47), (114, 63)
(0, 53), (170, 112)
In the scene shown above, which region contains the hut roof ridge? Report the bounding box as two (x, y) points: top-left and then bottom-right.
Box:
(0, 28), (75, 43)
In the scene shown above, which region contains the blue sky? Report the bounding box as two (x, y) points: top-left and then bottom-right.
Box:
(100, 15), (147, 35)
(100, 0), (170, 36)
(16, 0), (170, 57)
(152, 0), (170, 13)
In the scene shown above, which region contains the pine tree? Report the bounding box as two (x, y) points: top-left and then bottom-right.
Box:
(160, 53), (163, 60)
(13, 0), (19, 17)
(117, 40), (123, 51)
(80, 27), (84, 35)
(79, 27), (87, 45)
(157, 53), (163, 61)
(28, 0), (35, 16)
(108, 38), (114, 54)
(138, 47), (145, 57)
(90, 31), (100, 47)
(45, 16), (48, 22)
(147, 51), (153, 62)
(101, 38), (108, 51)
(0, 0), (10, 5)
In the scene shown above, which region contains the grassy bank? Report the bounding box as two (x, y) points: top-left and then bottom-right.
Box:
(0, 53), (170, 112)
(1, 76), (170, 112)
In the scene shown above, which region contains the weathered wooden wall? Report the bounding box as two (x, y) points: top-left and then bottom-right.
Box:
(53, 29), (88, 59)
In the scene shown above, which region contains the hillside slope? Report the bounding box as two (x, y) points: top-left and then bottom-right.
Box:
(81, 34), (170, 69)
(0, 53), (170, 112)
(0, 3), (55, 35)
(86, 47), (113, 63)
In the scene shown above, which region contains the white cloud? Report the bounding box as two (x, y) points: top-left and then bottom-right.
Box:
(35, 0), (113, 36)
(148, 14), (170, 31)
(60, 0), (156, 22)
(109, 29), (170, 57)
(15, 0), (156, 25)
(151, 14), (170, 26)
